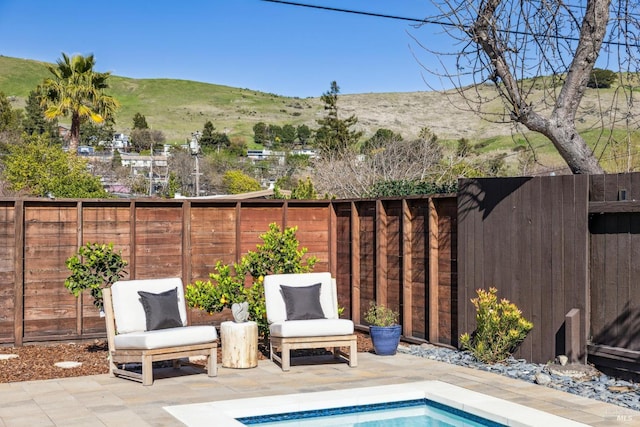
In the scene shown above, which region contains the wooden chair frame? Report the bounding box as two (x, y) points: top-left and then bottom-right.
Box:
(103, 287), (217, 386)
(269, 334), (357, 371)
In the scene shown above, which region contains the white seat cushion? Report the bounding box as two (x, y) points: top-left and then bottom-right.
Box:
(114, 325), (218, 350)
(269, 318), (354, 338)
(110, 278), (188, 334)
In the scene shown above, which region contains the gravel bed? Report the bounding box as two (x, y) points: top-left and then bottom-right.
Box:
(399, 343), (640, 411)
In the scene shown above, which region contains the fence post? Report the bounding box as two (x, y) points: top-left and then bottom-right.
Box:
(565, 308), (581, 363)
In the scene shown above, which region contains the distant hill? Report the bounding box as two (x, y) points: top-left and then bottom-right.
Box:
(1, 54), (638, 173)
(0, 55), (515, 144)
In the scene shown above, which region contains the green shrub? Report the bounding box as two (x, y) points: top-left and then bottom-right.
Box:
(459, 287), (533, 364)
(64, 242), (128, 310)
(364, 302), (399, 327)
(186, 223), (316, 337)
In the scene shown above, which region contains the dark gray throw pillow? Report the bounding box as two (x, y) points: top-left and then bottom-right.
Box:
(280, 283), (325, 320)
(138, 287), (183, 331)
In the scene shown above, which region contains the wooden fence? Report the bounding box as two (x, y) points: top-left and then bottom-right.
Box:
(458, 173), (640, 376)
(4, 175), (639, 377)
(0, 195), (457, 347)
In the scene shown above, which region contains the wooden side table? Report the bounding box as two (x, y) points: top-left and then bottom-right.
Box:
(220, 320), (258, 369)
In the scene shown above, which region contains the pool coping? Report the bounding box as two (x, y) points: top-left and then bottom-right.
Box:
(163, 380), (591, 427)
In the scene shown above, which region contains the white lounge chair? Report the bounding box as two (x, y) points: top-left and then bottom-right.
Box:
(264, 272), (358, 371)
(103, 277), (218, 385)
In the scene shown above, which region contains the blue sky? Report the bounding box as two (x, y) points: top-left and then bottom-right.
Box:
(0, 0), (451, 98)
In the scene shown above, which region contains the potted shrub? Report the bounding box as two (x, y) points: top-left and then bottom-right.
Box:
(64, 242), (128, 314)
(364, 302), (401, 355)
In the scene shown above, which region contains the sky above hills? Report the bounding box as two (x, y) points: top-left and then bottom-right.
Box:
(0, 0), (453, 98)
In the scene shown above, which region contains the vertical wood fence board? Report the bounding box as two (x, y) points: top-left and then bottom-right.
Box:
(384, 201), (403, 317)
(428, 198), (440, 344)
(529, 179), (544, 362)
(402, 200), (414, 338)
(189, 204), (237, 281)
(375, 200), (388, 308)
(408, 200), (428, 340)
(23, 204), (79, 338)
(358, 202), (376, 321)
(334, 203), (352, 319)
(238, 204), (283, 255)
(436, 198), (457, 346)
(134, 205), (183, 279)
(286, 204), (331, 271)
(0, 202), (16, 342)
(350, 202), (361, 323)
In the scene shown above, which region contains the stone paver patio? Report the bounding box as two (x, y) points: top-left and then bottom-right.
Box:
(0, 350), (638, 426)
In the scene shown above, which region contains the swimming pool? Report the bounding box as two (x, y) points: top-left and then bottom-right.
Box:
(163, 381), (590, 427)
(237, 398), (504, 426)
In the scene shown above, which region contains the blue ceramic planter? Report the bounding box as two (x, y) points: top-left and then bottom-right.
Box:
(369, 324), (401, 355)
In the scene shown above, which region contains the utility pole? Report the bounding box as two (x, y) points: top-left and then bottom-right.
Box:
(148, 142), (154, 196)
(191, 131), (202, 197)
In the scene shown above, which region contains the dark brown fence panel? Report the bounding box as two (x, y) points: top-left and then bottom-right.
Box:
(333, 203), (353, 319)
(589, 173), (640, 357)
(406, 200), (428, 340)
(239, 202), (284, 255)
(458, 176), (589, 364)
(435, 197), (458, 347)
(0, 202), (16, 342)
(357, 202), (376, 320)
(81, 202), (132, 334)
(133, 203), (184, 279)
(286, 202), (331, 272)
(23, 203), (79, 340)
(189, 202), (238, 280)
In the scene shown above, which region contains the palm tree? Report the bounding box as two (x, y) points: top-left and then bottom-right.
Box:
(40, 53), (119, 154)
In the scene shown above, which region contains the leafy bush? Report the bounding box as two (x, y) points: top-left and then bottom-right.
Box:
(364, 302), (399, 327)
(459, 287), (533, 364)
(64, 242), (128, 310)
(186, 223), (317, 337)
(222, 169), (261, 194)
(366, 180), (457, 198)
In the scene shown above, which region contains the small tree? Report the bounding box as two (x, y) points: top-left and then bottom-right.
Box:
(222, 170), (261, 194)
(132, 112), (148, 129)
(315, 81), (363, 154)
(2, 134), (109, 198)
(587, 68), (617, 89)
(64, 242), (128, 310)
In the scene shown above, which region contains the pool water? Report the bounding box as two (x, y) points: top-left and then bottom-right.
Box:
(237, 398), (505, 426)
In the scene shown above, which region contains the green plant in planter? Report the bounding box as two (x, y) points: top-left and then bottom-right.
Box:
(186, 223), (317, 337)
(64, 242), (128, 311)
(459, 287), (533, 364)
(365, 302), (401, 355)
(364, 302), (399, 326)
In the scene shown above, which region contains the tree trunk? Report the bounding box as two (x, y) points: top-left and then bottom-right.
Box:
(69, 112), (80, 155)
(472, 0), (610, 175)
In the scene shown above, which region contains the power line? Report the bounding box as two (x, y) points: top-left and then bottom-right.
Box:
(260, 0), (640, 48)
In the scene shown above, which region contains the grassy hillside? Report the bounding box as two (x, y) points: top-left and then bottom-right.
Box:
(1, 55), (639, 174)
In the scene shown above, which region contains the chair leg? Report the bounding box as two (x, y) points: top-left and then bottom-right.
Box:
(108, 354), (117, 377)
(349, 339), (358, 367)
(207, 346), (217, 377)
(142, 354), (153, 386)
(282, 343), (291, 371)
